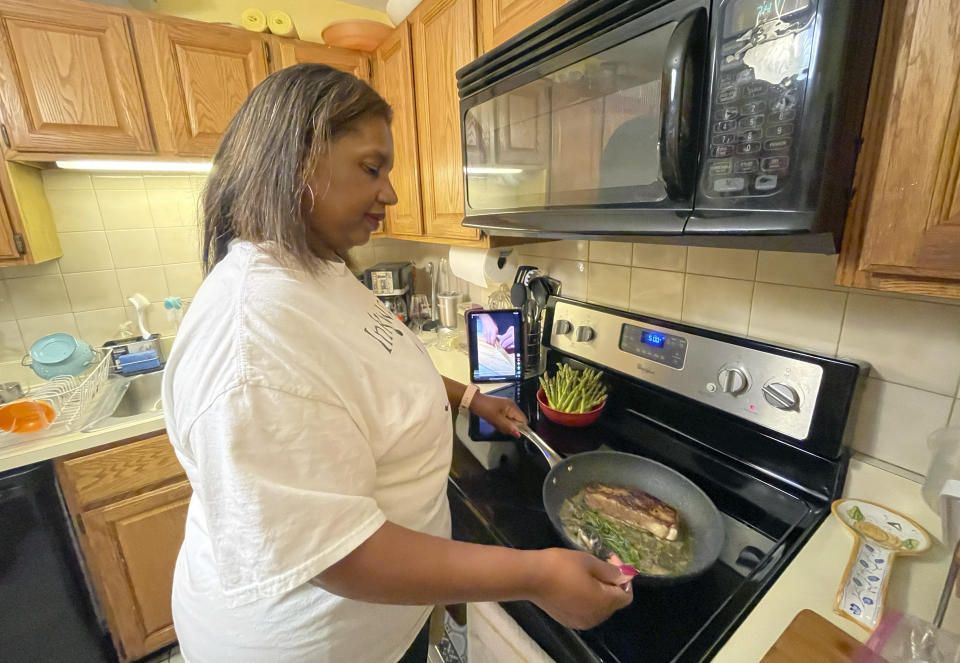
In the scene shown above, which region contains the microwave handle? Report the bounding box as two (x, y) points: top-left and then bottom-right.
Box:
(659, 9), (706, 200)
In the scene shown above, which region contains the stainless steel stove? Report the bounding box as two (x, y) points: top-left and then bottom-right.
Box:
(448, 297), (862, 663)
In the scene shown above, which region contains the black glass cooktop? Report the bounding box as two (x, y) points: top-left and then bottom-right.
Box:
(448, 378), (835, 663)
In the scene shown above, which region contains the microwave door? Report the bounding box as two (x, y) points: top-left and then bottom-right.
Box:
(461, 4), (707, 237)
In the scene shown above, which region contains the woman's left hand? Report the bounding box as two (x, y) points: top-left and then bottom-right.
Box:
(469, 392), (527, 437)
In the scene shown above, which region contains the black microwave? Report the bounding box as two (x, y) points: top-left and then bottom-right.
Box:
(456, 0), (883, 253)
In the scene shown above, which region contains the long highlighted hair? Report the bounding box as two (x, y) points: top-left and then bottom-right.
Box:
(201, 63), (391, 274)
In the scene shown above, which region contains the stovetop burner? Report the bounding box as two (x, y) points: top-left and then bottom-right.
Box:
(451, 379), (818, 663)
(447, 298), (861, 662)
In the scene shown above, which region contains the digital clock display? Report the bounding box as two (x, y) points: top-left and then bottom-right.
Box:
(641, 330), (666, 347)
(619, 324), (687, 369)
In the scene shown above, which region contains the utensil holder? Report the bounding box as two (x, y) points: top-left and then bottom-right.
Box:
(523, 326), (541, 377)
(438, 293), (460, 329)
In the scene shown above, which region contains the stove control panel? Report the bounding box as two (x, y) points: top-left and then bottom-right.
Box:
(549, 300), (823, 440)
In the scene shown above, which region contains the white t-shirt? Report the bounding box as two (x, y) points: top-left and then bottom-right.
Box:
(162, 241), (453, 663)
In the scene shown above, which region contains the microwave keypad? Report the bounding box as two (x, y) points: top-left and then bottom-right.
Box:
(705, 68), (803, 198)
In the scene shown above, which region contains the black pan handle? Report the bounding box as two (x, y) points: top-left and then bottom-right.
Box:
(517, 423), (561, 468)
(659, 9), (706, 201)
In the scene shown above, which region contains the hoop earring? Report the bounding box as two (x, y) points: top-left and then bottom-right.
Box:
(304, 184), (316, 213)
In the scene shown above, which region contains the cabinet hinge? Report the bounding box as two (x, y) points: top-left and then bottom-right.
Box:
(75, 514), (85, 535)
(264, 42), (272, 67)
(13, 232), (25, 255)
(0, 123), (9, 149)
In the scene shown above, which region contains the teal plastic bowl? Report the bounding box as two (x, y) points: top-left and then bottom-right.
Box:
(25, 333), (95, 380)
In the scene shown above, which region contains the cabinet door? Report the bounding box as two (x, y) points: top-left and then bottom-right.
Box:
(0, 2), (153, 154)
(269, 36), (369, 81)
(134, 19), (269, 157)
(838, 0), (960, 298)
(57, 433), (183, 511)
(411, 0), (479, 241)
(467, 602), (555, 663)
(82, 481), (191, 662)
(0, 176), (21, 260)
(477, 0), (569, 54)
(375, 23), (423, 237)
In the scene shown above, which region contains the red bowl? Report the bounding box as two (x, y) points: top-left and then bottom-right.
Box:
(537, 387), (605, 427)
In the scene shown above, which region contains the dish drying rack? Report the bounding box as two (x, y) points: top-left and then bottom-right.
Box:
(0, 350), (127, 447)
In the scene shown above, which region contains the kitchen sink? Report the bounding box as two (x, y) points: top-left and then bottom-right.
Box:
(111, 371), (163, 418)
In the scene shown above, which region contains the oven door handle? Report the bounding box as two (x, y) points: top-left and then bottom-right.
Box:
(659, 8), (707, 201)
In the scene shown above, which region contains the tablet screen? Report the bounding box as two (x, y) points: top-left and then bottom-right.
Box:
(466, 309), (524, 383)
(468, 382), (523, 441)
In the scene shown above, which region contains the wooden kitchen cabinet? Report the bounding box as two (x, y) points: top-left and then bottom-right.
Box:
(0, 175), (19, 259)
(83, 481), (190, 661)
(132, 17), (269, 157)
(476, 0), (569, 54)
(375, 22), (424, 238)
(410, 0), (482, 243)
(0, 0), (154, 156)
(0, 160), (61, 265)
(837, 0), (960, 299)
(56, 432), (189, 662)
(267, 35), (370, 81)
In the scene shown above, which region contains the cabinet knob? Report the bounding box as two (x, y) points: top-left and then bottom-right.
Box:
(555, 319), (573, 335)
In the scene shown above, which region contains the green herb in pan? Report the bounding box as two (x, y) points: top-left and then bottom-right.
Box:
(559, 489), (693, 576)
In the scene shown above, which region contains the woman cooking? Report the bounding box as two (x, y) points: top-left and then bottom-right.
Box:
(161, 64), (633, 663)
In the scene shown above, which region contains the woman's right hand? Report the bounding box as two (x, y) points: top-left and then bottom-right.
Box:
(528, 548), (634, 630)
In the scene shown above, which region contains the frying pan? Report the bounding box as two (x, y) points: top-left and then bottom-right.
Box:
(517, 423), (724, 585)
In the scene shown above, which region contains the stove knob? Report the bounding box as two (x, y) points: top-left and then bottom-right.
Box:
(555, 319), (573, 335)
(575, 326), (596, 342)
(762, 382), (800, 411)
(717, 367), (749, 395)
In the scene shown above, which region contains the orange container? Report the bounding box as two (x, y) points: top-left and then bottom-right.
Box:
(0, 399), (56, 433)
(537, 387), (605, 427)
(321, 19), (393, 51)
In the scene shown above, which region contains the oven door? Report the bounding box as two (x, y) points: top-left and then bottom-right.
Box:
(458, 0), (707, 237)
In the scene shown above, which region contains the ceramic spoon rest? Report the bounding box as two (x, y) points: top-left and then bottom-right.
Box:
(832, 498), (931, 631)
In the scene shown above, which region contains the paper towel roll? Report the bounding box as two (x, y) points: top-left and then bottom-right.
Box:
(240, 8), (268, 33)
(386, 0), (423, 24)
(448, 247), (518, 289)
(267, 10), (298, 38)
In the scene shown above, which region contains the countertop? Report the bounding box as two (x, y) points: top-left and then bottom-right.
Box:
(712, 456), (959, 662)
(3, 333), (956, 662)
(0, 409), (165, 473)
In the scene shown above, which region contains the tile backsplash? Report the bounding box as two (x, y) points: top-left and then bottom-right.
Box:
(7, 172), (959, 478)
(355, 238), (960, 478)
(0, 170), (204, 388)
